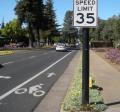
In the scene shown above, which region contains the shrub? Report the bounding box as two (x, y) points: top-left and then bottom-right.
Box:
(105, 48), (120, 64)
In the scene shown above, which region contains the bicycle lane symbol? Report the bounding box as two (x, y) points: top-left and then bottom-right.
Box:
(14, 84), (45, 97)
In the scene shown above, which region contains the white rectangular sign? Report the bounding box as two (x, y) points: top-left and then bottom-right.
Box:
(73, 0), (98, 27)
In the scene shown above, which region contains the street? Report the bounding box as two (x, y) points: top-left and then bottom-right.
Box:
(0, 49), (78, 112)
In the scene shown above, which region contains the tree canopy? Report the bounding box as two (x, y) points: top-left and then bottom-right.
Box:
(89, 14), (120, 47)
(62, 10), (78, 44)
(14, 0), (59, 47)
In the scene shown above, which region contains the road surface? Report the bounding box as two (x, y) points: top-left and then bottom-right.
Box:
(0, 49), (79, 112)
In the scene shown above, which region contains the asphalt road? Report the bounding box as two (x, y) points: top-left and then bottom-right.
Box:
(0, 49), (78, 112)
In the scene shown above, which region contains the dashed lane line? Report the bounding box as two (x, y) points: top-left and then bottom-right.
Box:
(29, 56), (36, 59)
(2, 61), (14, 66)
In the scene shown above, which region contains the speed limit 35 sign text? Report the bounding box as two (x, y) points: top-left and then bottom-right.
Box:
(73, 0), (98, 27)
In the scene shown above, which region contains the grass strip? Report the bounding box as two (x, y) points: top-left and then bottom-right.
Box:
(0, 51), (14, 56)
(61, 63), (107, 112)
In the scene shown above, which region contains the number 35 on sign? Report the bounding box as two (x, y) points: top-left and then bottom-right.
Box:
(73, 0), (98, 27)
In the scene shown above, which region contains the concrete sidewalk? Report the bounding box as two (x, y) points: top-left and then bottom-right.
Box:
(90, 50), (120, 112)
(34, 51), (80, 112)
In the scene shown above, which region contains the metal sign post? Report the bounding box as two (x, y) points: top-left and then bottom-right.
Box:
(82, 28), (89, 104)
(73, 0), (98, 105)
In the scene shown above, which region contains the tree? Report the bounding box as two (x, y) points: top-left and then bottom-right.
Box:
(62, 10), (78, 44)
(1, 19), (26, 41)
(44, 0), (59, 45)
(15, 0), (44, 48)
(1, 19), (5, 29)
(31, 0), (44, 47)
(89, 14), (120, 48)
(89, 18), (106, 41)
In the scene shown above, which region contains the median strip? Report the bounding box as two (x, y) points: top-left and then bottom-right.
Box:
(0, 51), (14, 56)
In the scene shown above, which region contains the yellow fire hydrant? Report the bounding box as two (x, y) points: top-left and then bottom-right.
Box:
(80, 76), (94, 88)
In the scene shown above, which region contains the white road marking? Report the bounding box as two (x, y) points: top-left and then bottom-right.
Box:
(47, 73), (56, 78)
(0, 52), (72, 100)
(29, 84), (44, 94)
(0, 76), (11, 79)
(32, 90), (45, 97)
(2, 61), (14, 65)
(15, 88), (27, 94)
(14, 84), (45, 97)
(29, 56), (36, 59)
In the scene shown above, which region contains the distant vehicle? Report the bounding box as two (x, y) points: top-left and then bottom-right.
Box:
(56, 43), (67, 51)
(53, 43), (57, 47)
(70, 43), (76, 48)
(16, 42), (25, 47)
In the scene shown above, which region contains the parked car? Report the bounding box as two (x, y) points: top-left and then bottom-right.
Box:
(16, 42), (25, 47)
(56, 43), (67, 51)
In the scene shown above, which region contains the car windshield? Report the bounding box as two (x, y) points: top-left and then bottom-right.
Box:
(57, 43), (65, 46)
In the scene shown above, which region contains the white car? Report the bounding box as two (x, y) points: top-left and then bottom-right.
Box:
(56, 44), (67, 51)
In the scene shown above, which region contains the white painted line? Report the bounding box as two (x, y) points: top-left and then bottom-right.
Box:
(29, 84), (44, 94)
(2, 61), (14, 65)
(29, 56), (36, 59)
(15, 88), (27, 94)
(0, 52), (72, 100)
(47, 73), (56, 78)
(0, 76), (11, 79)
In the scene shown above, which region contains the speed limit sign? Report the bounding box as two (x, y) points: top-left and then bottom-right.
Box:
(73, 0), (98, 27)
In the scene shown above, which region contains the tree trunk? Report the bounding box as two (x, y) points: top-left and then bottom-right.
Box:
(28, 22), (34, 48)
(28, 38), (32, 48)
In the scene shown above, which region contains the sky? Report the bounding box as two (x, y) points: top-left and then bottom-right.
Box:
(0, 0), (120, 26)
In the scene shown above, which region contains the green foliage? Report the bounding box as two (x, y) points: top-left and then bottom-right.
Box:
(90, 15), (120, 47)
(15, 0), (44, 25)
(63, 11), (73, 31)
(44, 0), (59, 39)
(62, 10), (78, 44)
(1, 19), (5, 29)
(0, 29), (1, 35)
(14, 0), (45, 47)
(52, 36), (60, 42)
(14, 0), (58, 46)
(1, 19), (26, 39)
